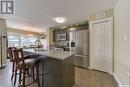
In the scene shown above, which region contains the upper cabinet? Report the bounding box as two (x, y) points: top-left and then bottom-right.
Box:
(53, 29), (69, 41)
(51, 21), (89, 42)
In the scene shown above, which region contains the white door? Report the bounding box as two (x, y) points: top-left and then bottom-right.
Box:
(89, 18), (113, 73)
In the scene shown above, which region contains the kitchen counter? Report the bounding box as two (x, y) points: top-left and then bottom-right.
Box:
(38, 50), (73, 60)
(24, 50), (75, 87)
(49, 45), (70, 51)
(24, 50), (73, 60)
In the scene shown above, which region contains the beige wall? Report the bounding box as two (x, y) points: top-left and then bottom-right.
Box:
(47, 28), (54, 46)
(114, 0), (130, 85)
(7, 27), (39, 37)
(89, 9), (114, 21)
(0, 18), (7, 66)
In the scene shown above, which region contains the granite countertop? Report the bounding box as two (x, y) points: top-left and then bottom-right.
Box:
(24, 49), (74, 60)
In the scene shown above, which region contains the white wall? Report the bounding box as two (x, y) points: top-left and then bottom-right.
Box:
(114, 0), (130, 86)
(0, 18), (7, 67)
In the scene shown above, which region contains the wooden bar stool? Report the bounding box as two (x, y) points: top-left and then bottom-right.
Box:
(8, 47), (30, 84)
(12, 48), (41, 87)
(8, 47), (17, 80)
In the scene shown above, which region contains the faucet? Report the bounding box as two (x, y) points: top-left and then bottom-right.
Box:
(34, 40), (43, 52)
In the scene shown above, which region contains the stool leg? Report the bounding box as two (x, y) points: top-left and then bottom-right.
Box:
(36, 65), (40, 87)
(11, 62), (15, 80)
(14, 68), (17, 85)
(22, 68), (26, 87)
(27, 68), (30, 76)
(19, 68), (22, 87)
(32, 67), (35, 81)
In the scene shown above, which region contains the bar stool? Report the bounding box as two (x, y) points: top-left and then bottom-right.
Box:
(8, 47), (30, 84)
(8, 47), (17, 80)
(12, 48), (41, 87)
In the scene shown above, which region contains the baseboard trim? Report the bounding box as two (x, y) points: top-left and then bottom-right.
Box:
(113, 73), (121, 87)
(0, 64), (7, 69)
(88, 65), (92, 70)
(112, 73), (129, 87)
(75, 65), (88, 70)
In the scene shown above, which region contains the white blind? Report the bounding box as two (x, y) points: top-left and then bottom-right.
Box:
(7, 32), (38, 47)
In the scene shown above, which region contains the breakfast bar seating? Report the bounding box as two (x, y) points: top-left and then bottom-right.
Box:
(11, 48), (41, 87)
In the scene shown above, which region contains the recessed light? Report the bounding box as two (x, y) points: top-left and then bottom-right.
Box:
(53, 17), (66, 23)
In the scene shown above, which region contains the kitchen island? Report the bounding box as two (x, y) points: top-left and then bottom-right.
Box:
(24, 50), (75, 87)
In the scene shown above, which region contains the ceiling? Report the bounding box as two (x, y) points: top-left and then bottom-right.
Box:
(6, 0), (118, 32)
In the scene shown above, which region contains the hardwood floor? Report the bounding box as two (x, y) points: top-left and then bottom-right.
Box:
(74, 68), (118, 87)
(0, 62), (118, 87)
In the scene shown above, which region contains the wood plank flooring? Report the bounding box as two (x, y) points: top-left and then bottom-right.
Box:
(74, 67), (118, 87)
(0, 62), (118, 87)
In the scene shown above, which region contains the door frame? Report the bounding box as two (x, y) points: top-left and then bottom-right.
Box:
(89, 17), (113, 74)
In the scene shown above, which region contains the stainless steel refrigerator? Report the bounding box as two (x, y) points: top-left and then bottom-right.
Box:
(70, 30), (89, 69)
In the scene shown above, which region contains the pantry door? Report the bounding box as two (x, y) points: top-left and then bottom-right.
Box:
(89, 18), (113, 74)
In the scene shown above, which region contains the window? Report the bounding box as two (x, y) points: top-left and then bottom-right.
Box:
(8, 33), (20, 47)
(20, 36), (37, 47)
(7, 32), (38, 47)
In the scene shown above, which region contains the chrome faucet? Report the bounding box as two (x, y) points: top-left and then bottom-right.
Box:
(34, 40), (43, 52)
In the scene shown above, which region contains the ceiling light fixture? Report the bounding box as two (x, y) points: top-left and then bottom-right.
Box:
(53, 17), (66, 23)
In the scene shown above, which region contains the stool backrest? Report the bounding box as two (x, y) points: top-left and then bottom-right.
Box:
(12, 48), (25, 67)
(8, 47), (17, 62)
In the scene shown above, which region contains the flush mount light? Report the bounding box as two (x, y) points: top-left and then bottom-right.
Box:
(53, 17), (66, 23)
